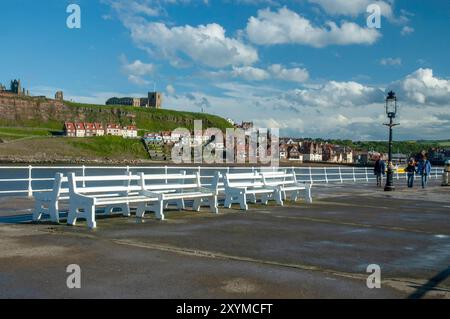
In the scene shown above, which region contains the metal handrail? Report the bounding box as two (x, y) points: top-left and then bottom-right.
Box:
(0, 165), (444, 197)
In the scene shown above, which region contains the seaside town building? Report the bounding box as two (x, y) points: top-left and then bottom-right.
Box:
(106, 124), (122, 136)
(74, 123), (85, 137)
(105, 91), (162, 109)
(64, 122), (76, 137)
(64, 122), (137, 138)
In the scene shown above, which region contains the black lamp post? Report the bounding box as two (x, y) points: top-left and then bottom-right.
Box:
(384, 91), (399, 192)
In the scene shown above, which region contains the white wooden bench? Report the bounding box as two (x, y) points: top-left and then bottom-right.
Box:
(33, 173), (68, 223)
(223, 172), (282, 210)
(136, 171), (218, 220)
(67, 172), (157, 228)
(261, 170), (312, 204)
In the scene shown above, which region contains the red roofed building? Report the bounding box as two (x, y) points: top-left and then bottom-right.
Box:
(106, 124), (122, 136)
(84, 123), (96, 137)
(64, 122), (76, 137)
(94, 123), (105, 136)
(74, 122), (85, 137)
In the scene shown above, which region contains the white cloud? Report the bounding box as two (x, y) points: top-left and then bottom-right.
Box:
(283, 80), (381, 108)
(268, 64), (309, 82)
(120, 56), (155, 85)
(379, 57), (402, 66)
(400, 26), (414, 36)
(128, 21), (258, 68)
(121, 58), (155, 76)
(396, 68), (450, 105)
(246, 7), (381, 47)
(308, 0), (393, 18)
(166, 84), (176, 95)
(231, 66), (270, 81)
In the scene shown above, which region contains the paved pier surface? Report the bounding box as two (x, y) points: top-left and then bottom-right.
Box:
(0, 181), (449, 298)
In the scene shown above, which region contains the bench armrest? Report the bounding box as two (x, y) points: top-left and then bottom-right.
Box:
(140, 189), (163, 200)
(225, 186), (247, 193)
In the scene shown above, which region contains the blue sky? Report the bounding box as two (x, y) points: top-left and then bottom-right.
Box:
(1, 0), (449, 140)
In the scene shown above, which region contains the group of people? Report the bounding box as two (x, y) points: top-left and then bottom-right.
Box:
(374, 154), (432, 189)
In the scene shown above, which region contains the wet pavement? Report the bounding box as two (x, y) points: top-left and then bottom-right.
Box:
(0, 180), (449, 298)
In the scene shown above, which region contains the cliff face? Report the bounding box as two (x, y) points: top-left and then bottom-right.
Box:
(0, 93), (232, 131)
(0, 93), (64, 125)
(0, 93), (142, 129)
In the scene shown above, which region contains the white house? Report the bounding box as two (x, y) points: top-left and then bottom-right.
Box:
(106, 124), (122, 136)
(122, 125), (138, 138)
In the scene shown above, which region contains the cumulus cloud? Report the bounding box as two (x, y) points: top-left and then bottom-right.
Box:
(231, 66), (270, 81)
(268, 64), (309, 82)
(127, 21), (258, 68)
(120, 56), (155, 85)
(246, 7), (381, 47)
(395, 68), (450, 105)
(308, 0), (393, 18)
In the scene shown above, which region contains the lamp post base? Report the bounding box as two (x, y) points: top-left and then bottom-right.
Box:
(384, 169), (395, 191)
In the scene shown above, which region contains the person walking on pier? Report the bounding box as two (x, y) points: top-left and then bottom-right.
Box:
(374, 156), (386, 187)
(417, 155), (432, 188)
(406, 158), (416, 188)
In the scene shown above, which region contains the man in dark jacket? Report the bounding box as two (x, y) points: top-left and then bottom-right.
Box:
(417, 156), (432, 188)
(374, 156), (386, 187)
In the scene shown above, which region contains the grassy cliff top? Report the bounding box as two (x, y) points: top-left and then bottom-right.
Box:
(63, 101), (232, 132)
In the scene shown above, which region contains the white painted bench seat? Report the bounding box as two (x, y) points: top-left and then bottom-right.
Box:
(136, 171), (218, 220)
(223, 172), (282, 210)
(261, 171), (312, 204)
(67, 173), (156, 228)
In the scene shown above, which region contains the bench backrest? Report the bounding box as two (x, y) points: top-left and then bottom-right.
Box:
(139, 171), (202, 193)
(45, 173), (68, 200)
(224, 172), (264, 189)
(67, 172), (141, 196)
(261, 170), (297, 186)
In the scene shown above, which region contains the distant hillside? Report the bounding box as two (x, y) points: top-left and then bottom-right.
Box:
(0, 93), (233, 132)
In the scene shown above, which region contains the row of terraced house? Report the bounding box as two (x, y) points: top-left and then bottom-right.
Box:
(64, 122), (138, 138)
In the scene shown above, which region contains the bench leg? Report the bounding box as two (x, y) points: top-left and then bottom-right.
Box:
(85, 205), (97, 229)
(291, 190), (299, 202)
(275, 190), (284, 206)
(304, 186), (312, 203)
(209, 196), (218, 214)
(136, 202), (146, 218)
(193, 198), (202, 212)
(49, 201), (60, 223)
(32, 201), (44, 222)
(174, 198), (185, 211)
(155, 201), (165, 220)
(67, 203), (79, 226)
(239, 194), (248, 210)
(224, 194), (232, 208)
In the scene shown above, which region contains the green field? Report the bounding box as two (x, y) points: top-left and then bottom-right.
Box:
(68, 136), (149, 159)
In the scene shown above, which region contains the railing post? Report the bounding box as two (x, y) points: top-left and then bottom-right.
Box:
(27, 165), (33, 197)
(82, 165), (86, 187)
(365, 167), (369, 182)
(396, 167), (399, 180)
(164, 165), (168, 184)
(309, 166), (313, 184)
(352, 167), (356, 182)
(324, 167), (328, 183)
(435, 168), (438, 179)
(338, 167), (343, 183)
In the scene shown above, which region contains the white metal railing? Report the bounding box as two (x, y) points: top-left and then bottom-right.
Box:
(0, 165), (444, 197)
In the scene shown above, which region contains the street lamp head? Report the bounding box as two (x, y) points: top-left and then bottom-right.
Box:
(385, 90), (397, 118)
